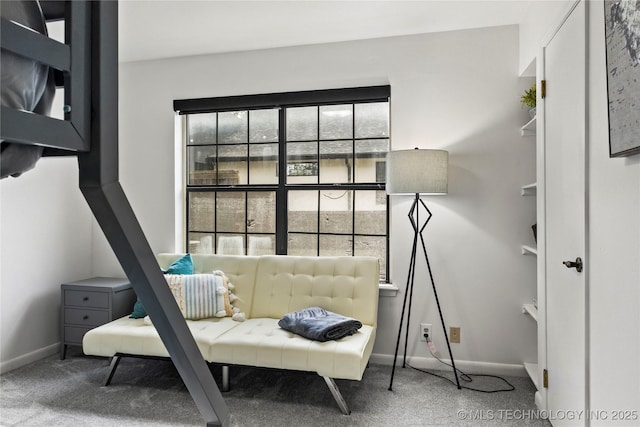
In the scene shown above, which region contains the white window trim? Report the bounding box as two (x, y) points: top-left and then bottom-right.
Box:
(379, 283), (399, 297)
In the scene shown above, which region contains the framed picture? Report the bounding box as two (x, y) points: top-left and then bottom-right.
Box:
(604, 0), (640, 157)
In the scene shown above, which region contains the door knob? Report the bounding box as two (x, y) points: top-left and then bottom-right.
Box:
(562, 257), (583, 273)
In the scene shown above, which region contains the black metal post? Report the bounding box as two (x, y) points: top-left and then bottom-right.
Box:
(77, 3), (229, 426)
(388, 196), (419, 391)
(389, 194), (460, 390)
(402, 195), (420, 368)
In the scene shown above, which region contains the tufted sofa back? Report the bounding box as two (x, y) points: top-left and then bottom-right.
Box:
(251, 255), (379, 326)
(157, 253), (379, 326)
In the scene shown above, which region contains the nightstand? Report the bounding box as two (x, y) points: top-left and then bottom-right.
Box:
(60, 277), (136, 359)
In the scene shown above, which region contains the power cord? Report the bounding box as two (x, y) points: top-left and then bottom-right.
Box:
(406, 333), (515, 393)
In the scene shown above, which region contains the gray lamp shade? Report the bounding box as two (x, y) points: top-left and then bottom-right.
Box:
(386, 149), (448, 195)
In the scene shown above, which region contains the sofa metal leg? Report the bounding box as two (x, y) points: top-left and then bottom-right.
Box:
(321, 376), (351, 415)
(103, 355), (121, 386)
(221, 366), (230, 392)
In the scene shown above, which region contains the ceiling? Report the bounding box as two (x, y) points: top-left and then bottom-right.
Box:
(117, 0), (536, 63)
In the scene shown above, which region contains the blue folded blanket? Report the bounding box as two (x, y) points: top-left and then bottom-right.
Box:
(278, 307), (363, 342)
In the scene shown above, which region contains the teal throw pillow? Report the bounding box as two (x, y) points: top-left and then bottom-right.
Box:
(129, 254), (195, 318)
(163, 254), (194, 274)
(130, 298), (147, 319)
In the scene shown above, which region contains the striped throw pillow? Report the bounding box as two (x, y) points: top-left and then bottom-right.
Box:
(164, 273), (233, 320)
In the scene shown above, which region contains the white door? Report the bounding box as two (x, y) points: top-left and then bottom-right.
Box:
(543, 1), (587, 425)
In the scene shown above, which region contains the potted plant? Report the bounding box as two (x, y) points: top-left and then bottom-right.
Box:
(521, 83), (536, 119)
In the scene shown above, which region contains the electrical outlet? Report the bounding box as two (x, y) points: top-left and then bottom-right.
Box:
(420, 323), (432, 342)
(450, 327), (461, 343)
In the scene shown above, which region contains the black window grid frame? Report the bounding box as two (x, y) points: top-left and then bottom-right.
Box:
(179, 86), (390, 282)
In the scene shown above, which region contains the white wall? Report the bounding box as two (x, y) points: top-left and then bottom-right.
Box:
(0, 157), (93, 371)
(0, 18), (94, 370)
(519, 0), (575, 76)
(0, 17), (93, 373)
(587, 1), (640, 421)
(91, 25), (537, 369)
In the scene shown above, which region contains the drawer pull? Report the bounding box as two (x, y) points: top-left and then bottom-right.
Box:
(83, 296), (89, 301)
(83, 315), (89, 320)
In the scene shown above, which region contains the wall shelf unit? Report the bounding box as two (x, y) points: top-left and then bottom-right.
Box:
(519, 77), (544, 410)
(521, 183), (537, 196)
(521, 116), (537, 136)
(522, 303), (538, 321)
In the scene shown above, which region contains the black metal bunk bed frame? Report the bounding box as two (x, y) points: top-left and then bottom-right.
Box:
(0, 2), (229, 426)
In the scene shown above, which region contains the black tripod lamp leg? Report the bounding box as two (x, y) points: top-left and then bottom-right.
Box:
(389, 197), (420, 391)
(419, 232), (461, 389)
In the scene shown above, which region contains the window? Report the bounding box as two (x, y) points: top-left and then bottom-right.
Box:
(175, 86), (390, 281)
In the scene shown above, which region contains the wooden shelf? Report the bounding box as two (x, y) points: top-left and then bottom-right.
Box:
(522, 303), (538, 322)
(524, 362), (539, 389)
(521, 182), (537, 196)
(521, 116), (537, 136)
(522, 244), (538, 256)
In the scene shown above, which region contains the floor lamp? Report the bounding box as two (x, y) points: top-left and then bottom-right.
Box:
(387, 148), (461, 391)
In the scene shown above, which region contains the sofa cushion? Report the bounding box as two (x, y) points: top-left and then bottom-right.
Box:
(208, 318), (376, 381)
(130, 254), (196, 319)
(250, 255), (380, 326)
(129, 299), (147, 319)
(157, 253), (259, 316)
(165, 273), (234, 320)
(163, 253), (194, 274)
(82, 315), (240, 359)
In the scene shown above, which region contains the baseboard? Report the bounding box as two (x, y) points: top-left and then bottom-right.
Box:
(0, 342), (59, 374)
(369, 353), (527, 377)
(0, 345), (526, 378)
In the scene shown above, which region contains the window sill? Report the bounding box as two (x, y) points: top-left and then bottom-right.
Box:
(379, 283), (399, 297)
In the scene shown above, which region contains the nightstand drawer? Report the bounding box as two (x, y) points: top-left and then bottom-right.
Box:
(60, 277), (134, 359)
(64, 326), (93, 345)
(65, 308), (110, 326)
(64, 290), (109, 308)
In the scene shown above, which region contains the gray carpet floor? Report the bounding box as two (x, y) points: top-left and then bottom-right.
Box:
(1, 348), (551, 426)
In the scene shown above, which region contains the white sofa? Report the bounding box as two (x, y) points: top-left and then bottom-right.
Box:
(83, 253), (380, 414)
